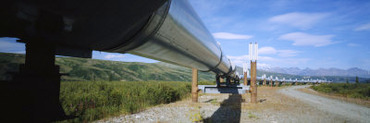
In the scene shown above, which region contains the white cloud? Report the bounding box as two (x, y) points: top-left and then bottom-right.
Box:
(279, 32), (335, 47)
(228, 55), (310, 68)
(269, 12), (329, 29)
(0, 38), (25, 53)
(354, 23), (370, 31)
(227, 55), (249, 67)
(259, 56), (310, 66)
(0, 41), (21, 49)
(104, 54), (125, 59)
(259, 47), (277, 54)
(347, 43), (359, 47)
(277, 50), (299, 57)
(257, 63), (272, 70)
(212, 32), (253, 40)
(258, 47), (299, 57)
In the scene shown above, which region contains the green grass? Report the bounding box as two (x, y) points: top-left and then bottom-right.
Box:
(0, 52), (215, 82)
(59, 81), (192, 122)
(311, 83), (370, 99)
(198, 81), (216, 85)
(248, 112), (257, 119)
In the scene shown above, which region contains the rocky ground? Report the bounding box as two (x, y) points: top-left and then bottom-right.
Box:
(97, 85), (370, 123)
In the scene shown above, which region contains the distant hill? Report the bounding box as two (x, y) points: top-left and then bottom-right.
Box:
(235, 66), (368, 83)
(0, 53), (214, 81)
(0, 52), (369, 83)
(261, 67), (370, 78)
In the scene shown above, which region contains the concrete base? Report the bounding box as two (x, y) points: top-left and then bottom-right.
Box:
(198, 84), (249, 94)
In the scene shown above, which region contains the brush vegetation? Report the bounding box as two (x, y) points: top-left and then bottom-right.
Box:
(0, 52), (214, 81)
(59, 81), (192, 122)
(311, 83), (370, 99)
(2, 52), (369, 83)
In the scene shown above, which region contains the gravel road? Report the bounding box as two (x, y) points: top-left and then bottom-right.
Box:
(279, 85), (370, 123)
(97, 86), (370, 123)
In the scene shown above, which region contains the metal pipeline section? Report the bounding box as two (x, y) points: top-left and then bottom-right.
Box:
(0, 0), (236, 78)
(107, 0), (234, 77)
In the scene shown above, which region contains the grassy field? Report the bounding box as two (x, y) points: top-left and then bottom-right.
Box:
(0, 52), (215, 82)
(59, 81), (197, 122)
(4, 52), (367, 83)
(311, 83), (370, 99)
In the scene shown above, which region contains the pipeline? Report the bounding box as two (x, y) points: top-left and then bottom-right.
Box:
(110, 0), (236, 78)
(0, 0), (237, 80)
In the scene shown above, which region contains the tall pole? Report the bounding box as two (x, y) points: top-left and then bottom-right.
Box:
(274, 80), (277, 87)
(243, 72), (247, 85)
(263, 75), (266, 86)
(192, 68), (198, 102)
(249, 42), (258, 103)
(243, 63), (247, 86)
(270, 78), (273, 87)
(250, 61), (257, 103)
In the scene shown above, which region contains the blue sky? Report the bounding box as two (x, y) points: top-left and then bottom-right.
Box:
(190, 0), (370, 70)
(1, 0), (370, 70)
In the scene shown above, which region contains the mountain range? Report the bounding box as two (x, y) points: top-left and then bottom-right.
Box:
(260, 67), (370, 78)
(0, 52), (369, 83)
(0, 53), (214, 82)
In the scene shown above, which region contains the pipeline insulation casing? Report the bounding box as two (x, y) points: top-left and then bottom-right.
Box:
(0, 0), (236, 77)
(108, 0), (234, 76)
(255, 43), (258, 61)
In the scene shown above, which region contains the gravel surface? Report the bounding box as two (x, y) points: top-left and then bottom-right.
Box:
(279, 85), (370, 123)
(97, 85), (370, 123)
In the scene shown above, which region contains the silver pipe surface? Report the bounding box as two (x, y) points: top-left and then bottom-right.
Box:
(115, 0), (233, 75)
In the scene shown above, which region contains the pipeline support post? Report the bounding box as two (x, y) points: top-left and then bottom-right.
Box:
(243, 72), (247, 85)
(275, 80), (277, 87)
(244, 72), (249, 93)
(270, 79), (273, 87)
(250, 61), (257, 103)
(192, 68), (198, 102)
(5, 40), (66, 122)
(248, 42), (258, 103)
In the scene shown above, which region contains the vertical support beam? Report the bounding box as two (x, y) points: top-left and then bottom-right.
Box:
(192, 68), (198, 103)
(243, 72), (247, 85)
(270, 79), (273, 87)
(244, 73), (249, 93)
(263, 78), (266, 86)
(250, 61), (257, 103)
(7, 40), (66, 122)
(275, 80), (277, 87)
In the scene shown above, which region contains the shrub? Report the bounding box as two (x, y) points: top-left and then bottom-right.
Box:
(59, 81), (191, 122)
(311, 83), (370, 100)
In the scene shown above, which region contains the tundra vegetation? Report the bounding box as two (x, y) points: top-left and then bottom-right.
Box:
(311, 83), (370, 99)
(60, 81), (215, 122)
(59, 81), (199, 122)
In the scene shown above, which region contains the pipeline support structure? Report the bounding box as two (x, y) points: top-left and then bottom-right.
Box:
(192, 68), (198, 102)
(249, 42), (258, 103)
(250, 61), (257, 103)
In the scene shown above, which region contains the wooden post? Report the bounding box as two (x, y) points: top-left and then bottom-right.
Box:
(250, 61), (257, 103)
(243, 72), (247, 85)
(192, 68), (198, 102)
(270, 79), (272, 87)
(275, 80), (277, 87)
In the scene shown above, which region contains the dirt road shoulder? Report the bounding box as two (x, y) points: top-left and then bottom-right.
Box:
(280, 85), (370, 123)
